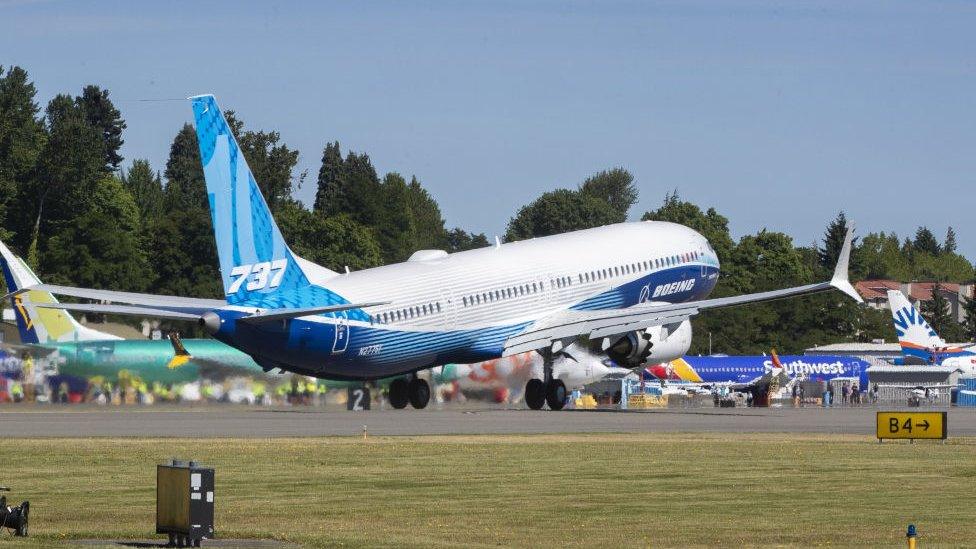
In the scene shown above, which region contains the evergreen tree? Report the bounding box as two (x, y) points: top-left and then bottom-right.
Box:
(313, 141), (344, 215)
(339, 151), (384, 226)
(0, 65), (46, 241)
(22, 94), (104, 264)
(818, 211), (849, 270)
(578, 168), (637, 221)
(122, 159), (163, 222)
(944, 226), (958, 255)
(150, 123), (220, 298)
(42, 176), (149, 291)
(162, 124), (207, 211)
(961, 292), (976, 342)
(76, 85), (126, 172)
(920, 283), (954, 336)
(276, 201), (382, 270)
(374, 172), (417, 263)
(445, 228), (489, 252)
(405, 175), (447, 250)
(913, 226), (941, 256)
(224, 111), (301, 214)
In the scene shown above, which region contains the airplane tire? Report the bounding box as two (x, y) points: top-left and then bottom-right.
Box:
(525, 379), (545, 410)
(389, 379), (409, 409)
(408, 378), (430, 409)
(546, 379), (567, 411)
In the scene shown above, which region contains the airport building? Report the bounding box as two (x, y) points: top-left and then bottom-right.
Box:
(856, 279), (974, 323)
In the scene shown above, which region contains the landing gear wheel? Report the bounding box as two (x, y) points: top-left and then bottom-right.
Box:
(389, 378), (409, 409)
(546, 379), (567, 411)
(15, 501), (27, 537)
(525, 379), (545, 410)
(408, 378), (430, 409)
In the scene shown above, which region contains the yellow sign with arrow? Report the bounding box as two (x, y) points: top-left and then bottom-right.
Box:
(876, 411), (947, 440)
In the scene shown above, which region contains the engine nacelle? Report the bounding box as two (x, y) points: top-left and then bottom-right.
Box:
(604, 320), (692, 368)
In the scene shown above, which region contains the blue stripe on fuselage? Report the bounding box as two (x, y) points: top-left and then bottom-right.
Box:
(216, 264), (719, 380)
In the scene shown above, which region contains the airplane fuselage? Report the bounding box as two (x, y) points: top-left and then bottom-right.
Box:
(211, 221), (720, 380)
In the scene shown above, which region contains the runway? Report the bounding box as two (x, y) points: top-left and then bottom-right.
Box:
(1, 405), (974, 437)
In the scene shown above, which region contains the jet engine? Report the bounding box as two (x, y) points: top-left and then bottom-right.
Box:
(603, 320), (692, 368)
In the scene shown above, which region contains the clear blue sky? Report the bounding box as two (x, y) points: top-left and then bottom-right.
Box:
(3, 1), (974, 259)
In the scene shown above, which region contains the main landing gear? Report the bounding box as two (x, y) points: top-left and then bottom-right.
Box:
(525, 350), (567, 411)
(388, 375), (430, 410)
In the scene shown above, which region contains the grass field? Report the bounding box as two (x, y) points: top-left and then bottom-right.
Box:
(0, 434), (973, 548)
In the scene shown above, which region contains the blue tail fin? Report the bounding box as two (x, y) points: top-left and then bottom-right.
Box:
(189, 95), (359, 315)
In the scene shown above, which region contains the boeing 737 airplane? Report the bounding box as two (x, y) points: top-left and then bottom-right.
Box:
(887, 289), (976, 374)
(7, 94), (863, 411)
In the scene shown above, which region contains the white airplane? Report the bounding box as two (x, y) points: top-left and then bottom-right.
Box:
(887, 290), (976, 375)
(8, 94), (863, 411)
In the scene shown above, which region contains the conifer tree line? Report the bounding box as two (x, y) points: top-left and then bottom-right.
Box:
(1, 65), (975, 351)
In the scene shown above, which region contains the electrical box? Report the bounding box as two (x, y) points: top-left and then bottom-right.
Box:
(156, 461), (214, 547)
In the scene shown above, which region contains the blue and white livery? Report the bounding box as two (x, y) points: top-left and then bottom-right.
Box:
(887, 290), (976, 374)
(7, 95), (863, 410)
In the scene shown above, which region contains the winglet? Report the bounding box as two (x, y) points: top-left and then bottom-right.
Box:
(830, 225), (863, 303)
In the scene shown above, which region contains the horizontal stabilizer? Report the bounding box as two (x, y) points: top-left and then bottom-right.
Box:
(30, 302), (202, 321)
(239, 302), (390, 323)
(3, 284), (225, 309)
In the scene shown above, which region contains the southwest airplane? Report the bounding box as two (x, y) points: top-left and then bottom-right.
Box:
(887, 289), (976, 374)
(645, 353), (871, 389)
(0, 240), (264, 384)
(7, 94), (863, 411)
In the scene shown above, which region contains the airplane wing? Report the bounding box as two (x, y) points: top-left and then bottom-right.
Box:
(504, 227), (862, 357)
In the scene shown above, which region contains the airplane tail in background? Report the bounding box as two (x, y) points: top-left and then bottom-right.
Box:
(887, 290), (945, 360)
(189, 95), (355, 314)
(0, 240), (119, 344)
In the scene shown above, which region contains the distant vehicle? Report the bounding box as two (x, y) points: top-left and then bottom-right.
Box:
(6, 95), (861, 411)
(887, 290), (976, 375)
(884, 384), (954, 406)
(0, 240), (266, 384)
(646, 351), (871, 390)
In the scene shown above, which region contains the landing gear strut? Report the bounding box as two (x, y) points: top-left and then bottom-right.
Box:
(524, 349), (567, 410)
(388, 376), (430, 409)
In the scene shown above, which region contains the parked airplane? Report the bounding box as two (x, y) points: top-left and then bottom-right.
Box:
(0, 240), (265, 384)
(7, 94), (862, 410)
(887, 289), (976, 374)
(645, 352), (871, 390)
(435, 351), (630, 402)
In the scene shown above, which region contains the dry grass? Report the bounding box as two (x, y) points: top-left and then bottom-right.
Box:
(1, 434), (973, 547)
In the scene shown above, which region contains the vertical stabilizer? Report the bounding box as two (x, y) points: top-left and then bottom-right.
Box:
(887, 290), (945, 359)
(0, 240), (119, 343)
(188, 95), (355, 314)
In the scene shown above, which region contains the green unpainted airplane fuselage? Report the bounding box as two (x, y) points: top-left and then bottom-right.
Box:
(37, 338), (264, 384)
